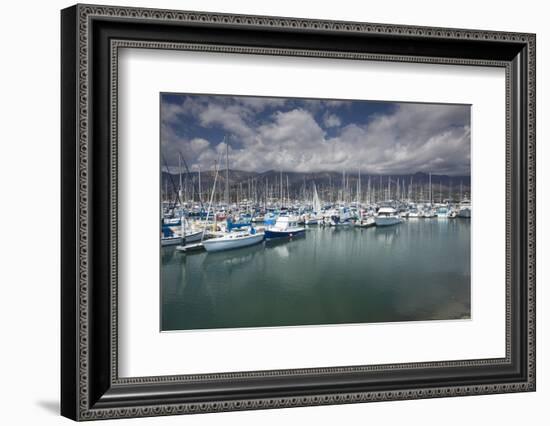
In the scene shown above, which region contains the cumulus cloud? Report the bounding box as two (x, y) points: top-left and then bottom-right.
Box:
(323, 112), (341, 128)
(161, 94), (470, 176)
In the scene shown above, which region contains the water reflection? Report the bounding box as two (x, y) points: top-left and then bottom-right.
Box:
(162, 219), (471, 330)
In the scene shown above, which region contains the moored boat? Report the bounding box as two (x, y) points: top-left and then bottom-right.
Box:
(202, 228), (265, 252)
(355, 216), (376, 228)
(265, 216), (306, 239)
(457, 200), (471, 218)
(375, 207), (402, 226)
(161, 225), (182, 246)
(436, 206), (450, 218)
(161, 235), (183, 246)
(407, 208), (421, 218)
(323, 206), (352, 226)
(421, 208), (437, 218)
(183, 229), (202, 244)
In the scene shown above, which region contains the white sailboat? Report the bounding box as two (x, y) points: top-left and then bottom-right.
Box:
(161, 230), (183, 246)
(180, 218), (202, 244)
(202, 227), (265, 252)
(305, 182), (323, 225)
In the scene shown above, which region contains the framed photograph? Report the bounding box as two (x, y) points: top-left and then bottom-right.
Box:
(61, 4), (536, 421)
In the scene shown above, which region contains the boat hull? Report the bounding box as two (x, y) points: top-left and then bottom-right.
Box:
(355, 218), (376, 228)
(265, 228), (306, 239)
(374, 217), (401, 226)
(203, 233), (264, 252)
(458, 208), (471, 218)
(161, 236), (183, 246)
(183, 230), (202, 243)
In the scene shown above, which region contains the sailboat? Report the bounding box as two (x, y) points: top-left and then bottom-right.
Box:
(180, 217), (202, 244)
(161, 224), (183, 246)
(202, 226), (265, 252)
(305, 182), (323, 225)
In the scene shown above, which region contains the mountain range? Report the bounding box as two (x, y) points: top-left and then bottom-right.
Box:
(162, 170), (471, 201)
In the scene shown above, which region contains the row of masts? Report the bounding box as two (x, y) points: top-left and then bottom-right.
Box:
(166, 140), (469, 208)
(166, 160), (470, 208)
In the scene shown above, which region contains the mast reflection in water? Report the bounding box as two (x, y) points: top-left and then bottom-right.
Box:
(161, 219), (470, 331)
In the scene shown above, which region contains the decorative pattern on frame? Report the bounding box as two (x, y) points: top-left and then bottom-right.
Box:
(73, 4), (535, 420)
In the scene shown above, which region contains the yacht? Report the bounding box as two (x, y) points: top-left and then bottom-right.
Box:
(375, 207), (402, 226)
(265, 216), (306, 239)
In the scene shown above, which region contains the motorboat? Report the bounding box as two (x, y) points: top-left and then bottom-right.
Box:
(323, 206), (352, 226)
(436, 206), (450, 218)
(375, 207), (402, 226)
(265, 216), (306, 239)
(304, 212), (322, 225)
(407, 208), (421, 218)
(354, 216), (376, 228)
(421, 208), (437, 218)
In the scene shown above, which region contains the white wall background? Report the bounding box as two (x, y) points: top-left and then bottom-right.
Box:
(0, 0), (546, 424)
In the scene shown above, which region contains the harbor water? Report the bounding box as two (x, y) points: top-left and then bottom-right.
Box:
(161, 219), (470, 331)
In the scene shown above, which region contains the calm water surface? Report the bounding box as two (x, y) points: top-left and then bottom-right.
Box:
(161, 219), (470, 331)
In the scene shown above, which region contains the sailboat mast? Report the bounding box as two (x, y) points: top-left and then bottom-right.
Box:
(342, 170), (345, 203)
(280, 169), (283, 207)
(178, 153), (183, 203)
(367, 176), (371, 204)
(429, 172), (432, 205)
(198, 165), (201, 203)
(398, 178), (401, 201)
(224, 137), (229, 206)
(357, 169), (361, 205)
(201, 158), (221, 242)
(286, 175), (290, 205)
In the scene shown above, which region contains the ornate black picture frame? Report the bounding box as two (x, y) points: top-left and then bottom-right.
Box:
(61, 4), (536, 421)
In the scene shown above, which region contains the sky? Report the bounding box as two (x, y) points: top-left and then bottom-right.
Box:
(160, 93), (471, 176)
